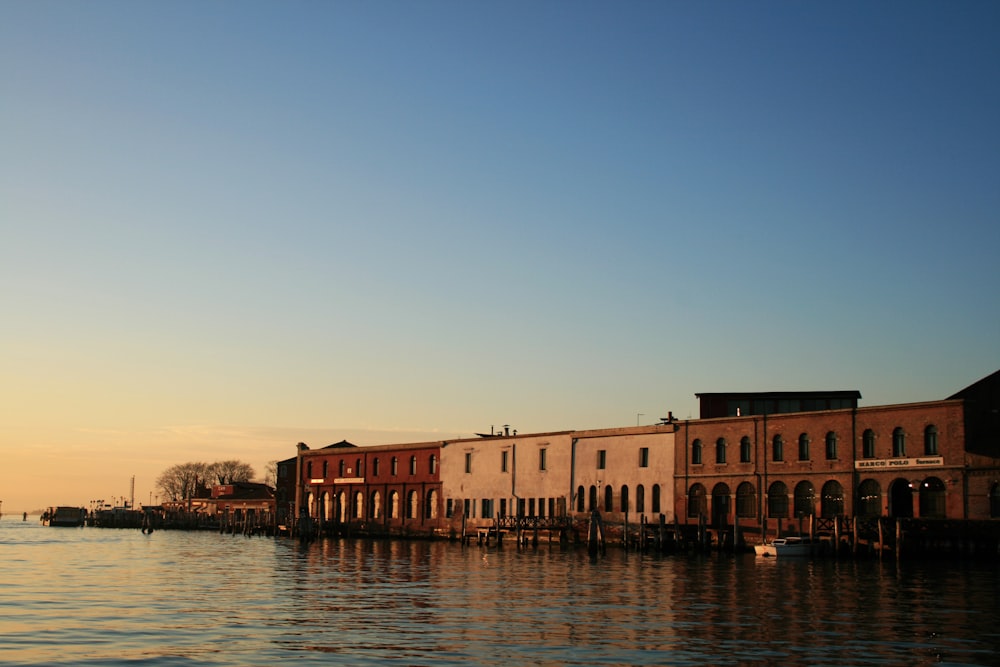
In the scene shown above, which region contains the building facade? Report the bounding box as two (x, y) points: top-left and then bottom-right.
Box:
(296, 439), (444, 536)
(675, 378), (1000, 539)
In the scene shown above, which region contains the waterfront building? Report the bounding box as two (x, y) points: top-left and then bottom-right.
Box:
(674, 370), (1000, 541)
(438, 423), (676, 535)
(439, 429), (574, 532)
(295, 439), (444, 536)
(569, 424), (676, 523)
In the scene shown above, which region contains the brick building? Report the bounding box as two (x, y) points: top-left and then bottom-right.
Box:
(675, 370), (1000, 540)
(296, 439), (444, 536)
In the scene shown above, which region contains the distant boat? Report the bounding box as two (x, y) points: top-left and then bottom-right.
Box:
(41, 507), (86, 527)
(754, 536), (813, 558)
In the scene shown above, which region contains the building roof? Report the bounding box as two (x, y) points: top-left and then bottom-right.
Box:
(694, 390), (862, 400)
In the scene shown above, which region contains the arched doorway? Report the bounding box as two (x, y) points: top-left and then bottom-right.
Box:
(821, 480), (844, 518)
(857, 479), (882, 518)
(918, 477), (946, 518)
(688, 483), (707, 519)
(711, 483), (730, 529)
(736, 482), (755, 519)
(889, 478), (913, 518)
(767, 481), (788, 519)
(793, 481), (815, 518)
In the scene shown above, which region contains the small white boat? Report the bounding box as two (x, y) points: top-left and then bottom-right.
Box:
(754, 542), (776, 557)
(754, 536), (813, 558)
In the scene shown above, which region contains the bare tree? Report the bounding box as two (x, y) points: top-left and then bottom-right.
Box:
(156, 462), (210, 501)
(207, 460), (255, 485)
(263, 460), (278, 488)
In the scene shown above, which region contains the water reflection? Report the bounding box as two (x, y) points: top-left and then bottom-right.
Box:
(0, 519), (998, 666)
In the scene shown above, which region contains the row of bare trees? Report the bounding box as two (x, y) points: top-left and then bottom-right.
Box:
(156, 460), (256, 502)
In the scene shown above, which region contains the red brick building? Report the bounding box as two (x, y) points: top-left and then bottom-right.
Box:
(296, 439), (444, 536)
(675, 371), (1000, 540)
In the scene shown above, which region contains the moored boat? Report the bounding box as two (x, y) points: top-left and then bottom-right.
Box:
(754, 536), (813, 558)
(41, 507), (86, 527)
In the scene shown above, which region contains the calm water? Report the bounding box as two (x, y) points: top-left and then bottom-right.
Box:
(1, 517), (998, 666)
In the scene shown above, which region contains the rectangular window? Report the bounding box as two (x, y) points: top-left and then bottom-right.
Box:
(539, 448), (547, 471)
(538, 498), (545, 517)
(463, 498), (470, 517)
(597, 450), (606, 469)
(446, 499), (454, 518)
(465, 452), (472, 474)
(481, 498), (493, 519)
(499, 498), (507, 517)
(501, 450), (509, 473)
(639, 447), (650, 468)
(528, 498), (536, 517)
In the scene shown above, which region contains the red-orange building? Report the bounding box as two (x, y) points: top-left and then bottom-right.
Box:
(295, 439), (444, 536)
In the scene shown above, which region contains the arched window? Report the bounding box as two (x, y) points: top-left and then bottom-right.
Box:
(373, 458), (380, 477)
(740, 436), (751, 463)
(688, 484), (707, 519)
(604, 485), (613, 512)
(337, 490), (347, 522)
(772, 435), (784, 462)
(429, 454), (438, 475)
(320, 491), (330, 521)
(636, 485), (645, 513)
(354, 491), (364, 519)
(919, 477), (946, 518)
(862, 429), (876, 458)
(794, 481), (815, 517)
(821, 480), (844, 517)
(798, 433), (810, 461)
(391, 457), (398, 476)
(407, 490), (419, 519)
(620, 485), (629, 513)
(389, 490), (399, 519)
(370, 490), (382, 519)
(924, 425), (938, 456)
(339, 459), (345, 477)
(692, 439), (703, 465)
(736, 482), (755, 518)
(409, 455), (417, 475)
(892, 427), (906, 457)
(322, 460), (328, 478)
(426, 489), (439, 519)
(588, 485), (598, 511)
(306, 461), (312, 479)
(767, 482), (788, 518)
(577, 485), (586, 512)
(716, 438), (727, 464)
(651, 484), (661, 513)
(825, 432), (837, 460)
(355, 458), (362, 476)
(857, 479), (882, 518)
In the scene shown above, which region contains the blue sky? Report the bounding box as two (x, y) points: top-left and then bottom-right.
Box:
(2, 2), (998, 510)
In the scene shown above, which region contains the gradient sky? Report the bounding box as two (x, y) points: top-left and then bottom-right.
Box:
(2, 2), (998, 513)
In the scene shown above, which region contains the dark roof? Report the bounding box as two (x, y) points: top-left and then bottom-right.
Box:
(216, 482), (274, 501)
(948, 369), (1000, 400)
(321, 440), (358, 449)
(694, 390), (862, 399)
